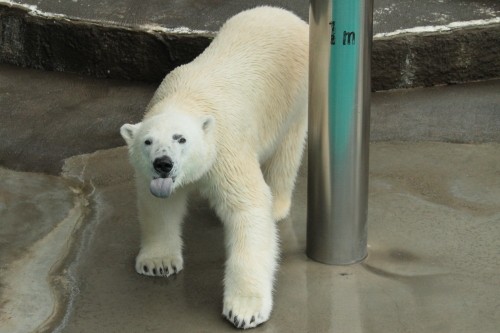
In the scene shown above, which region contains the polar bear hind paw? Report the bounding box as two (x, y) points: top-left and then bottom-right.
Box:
(222, 295), (272, 329)
(272, 196), (292, 221)
(135, 254), (183, 277)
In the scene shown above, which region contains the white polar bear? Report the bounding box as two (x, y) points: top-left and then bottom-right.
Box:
(120, 6), (308, 329)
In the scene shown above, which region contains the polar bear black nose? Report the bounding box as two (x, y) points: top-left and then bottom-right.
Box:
(153, 156), (173, 175)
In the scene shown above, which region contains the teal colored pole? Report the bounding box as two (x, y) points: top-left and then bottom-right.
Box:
(307, 0), (373, 264)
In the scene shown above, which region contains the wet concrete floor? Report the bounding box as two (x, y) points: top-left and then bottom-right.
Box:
(1, 142), (499, 332)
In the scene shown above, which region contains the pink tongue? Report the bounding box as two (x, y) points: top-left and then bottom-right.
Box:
(150, 177), (174, 198)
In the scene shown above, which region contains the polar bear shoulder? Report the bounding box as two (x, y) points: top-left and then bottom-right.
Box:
(146, 6), (308, 164)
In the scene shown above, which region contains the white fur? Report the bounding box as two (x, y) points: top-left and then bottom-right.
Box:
(120, 6), (308, 329)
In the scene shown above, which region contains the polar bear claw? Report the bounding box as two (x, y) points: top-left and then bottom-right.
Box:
(223, 294), (272, 329)
(135, 252), (183, 277)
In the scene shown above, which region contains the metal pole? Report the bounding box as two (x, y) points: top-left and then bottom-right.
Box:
(307, 0), (373, 264)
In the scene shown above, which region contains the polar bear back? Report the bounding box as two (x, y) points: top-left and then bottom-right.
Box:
(147, 6), (308, 162)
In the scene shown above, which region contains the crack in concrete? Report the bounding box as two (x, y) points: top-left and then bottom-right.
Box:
(40, 154), (97, 333)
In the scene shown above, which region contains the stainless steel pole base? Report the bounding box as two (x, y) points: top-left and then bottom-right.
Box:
(307, 0), (373, 265)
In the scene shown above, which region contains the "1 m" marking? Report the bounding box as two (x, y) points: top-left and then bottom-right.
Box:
(329, 21), (356, 46)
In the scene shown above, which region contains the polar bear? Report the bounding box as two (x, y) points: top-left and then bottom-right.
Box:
(120, 6), (308, 329)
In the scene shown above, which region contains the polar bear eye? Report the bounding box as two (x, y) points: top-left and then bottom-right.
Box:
(144, 139), (152, 145)
(173, 134), (186, 144)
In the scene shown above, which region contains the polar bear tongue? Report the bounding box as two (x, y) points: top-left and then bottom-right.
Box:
(150, 177), (174, 198)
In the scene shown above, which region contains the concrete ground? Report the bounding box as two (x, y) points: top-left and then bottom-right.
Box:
(0, 65), (499, 332)
(1, 63), (499, 174)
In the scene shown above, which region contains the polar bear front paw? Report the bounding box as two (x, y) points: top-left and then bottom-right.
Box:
(135, 250), (183, 277)
(222, 294), (272, 329)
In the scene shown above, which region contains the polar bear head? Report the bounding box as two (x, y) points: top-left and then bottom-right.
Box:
(120, 110), (216, 198)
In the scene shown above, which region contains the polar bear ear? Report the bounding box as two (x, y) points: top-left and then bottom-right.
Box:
(201, 115), (215, 134)
(120, 123), (141, 146)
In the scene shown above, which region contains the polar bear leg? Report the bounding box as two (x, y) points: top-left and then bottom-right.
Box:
(135, 179), (188, 277)
(263, 114), (307, 221)
(216, 158), (278, 329)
